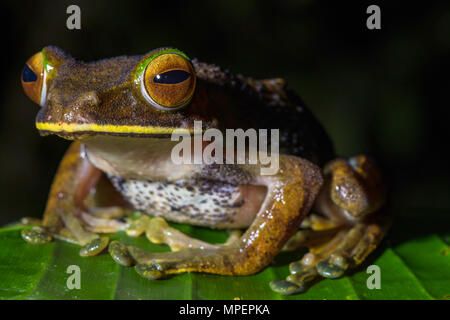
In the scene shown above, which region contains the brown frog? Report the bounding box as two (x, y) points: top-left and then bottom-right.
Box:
(20, 46), (387, 295)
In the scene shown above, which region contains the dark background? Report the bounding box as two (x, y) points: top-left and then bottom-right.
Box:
(0, 0), (449, 225)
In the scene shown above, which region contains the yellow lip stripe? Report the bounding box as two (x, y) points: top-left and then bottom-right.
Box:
(36, 122), (200, 135)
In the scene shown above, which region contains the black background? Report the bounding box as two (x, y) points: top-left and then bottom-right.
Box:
(0, 0), (449, 225)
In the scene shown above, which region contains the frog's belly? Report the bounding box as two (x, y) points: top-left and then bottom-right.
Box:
(108, 175), (252, 228)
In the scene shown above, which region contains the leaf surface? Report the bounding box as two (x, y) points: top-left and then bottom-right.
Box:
(0, 208), (448, 300)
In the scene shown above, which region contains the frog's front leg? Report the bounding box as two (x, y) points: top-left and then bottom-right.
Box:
(124, 215), (243, 252)
(119, 156), (323, 279)
(21, 141), (126, 250)
(271, 155), (389, 295)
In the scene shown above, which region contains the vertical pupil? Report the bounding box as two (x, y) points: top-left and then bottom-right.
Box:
(154, 70), (190, 84)
(22, 64), (38, 82)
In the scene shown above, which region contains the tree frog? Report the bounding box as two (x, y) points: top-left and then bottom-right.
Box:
(20, 46), (387, 295)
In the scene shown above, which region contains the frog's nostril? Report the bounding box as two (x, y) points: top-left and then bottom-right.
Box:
(75, 91), (101, 107)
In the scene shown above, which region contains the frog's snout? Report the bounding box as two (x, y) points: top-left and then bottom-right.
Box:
(35, 89), (102, 139)
(44, 89), (101, 111)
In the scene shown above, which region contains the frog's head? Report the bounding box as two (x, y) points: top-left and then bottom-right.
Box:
(21, 46), (223, 139)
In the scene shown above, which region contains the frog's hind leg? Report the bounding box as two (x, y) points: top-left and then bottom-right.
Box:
(271, 155), (389, 295)
(108, 156), (323, 281)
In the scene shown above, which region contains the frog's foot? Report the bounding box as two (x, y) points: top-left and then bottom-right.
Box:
(21, 208), (118, 257)
(81, 206), (128, 233)
(20, 211), (103, 256)
(300, 213), (340, 231)
(21, 227), (53, 244)
(51, 206), (127, 243)
(272, 155), (388, 295)
(75, 207), (132, 256)
(20, 217), (56, 244)
(282, 226), (341, 251)
(58, 211), (118, 256)
(86, 206), (127, 219)
(125, 215), (242, 252)
(20, 217), (69, 245)
(271, 221), (386, 295)
(34, 206), (126, 248)
(282, 213), (343, 252)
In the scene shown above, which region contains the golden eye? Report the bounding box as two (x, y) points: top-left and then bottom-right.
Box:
(21, 52), (46, 106)
(141, 51), (196, 110)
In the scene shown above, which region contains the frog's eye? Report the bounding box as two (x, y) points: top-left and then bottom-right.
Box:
(21, 52), (47, 106)
(141, 51), (196, 110)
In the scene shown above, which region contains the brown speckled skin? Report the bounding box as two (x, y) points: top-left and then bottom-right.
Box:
(30, 46), (385, 279)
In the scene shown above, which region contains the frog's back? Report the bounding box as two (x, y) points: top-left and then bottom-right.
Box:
(193, 60), (335, 167)
(242, 77), (335, 166)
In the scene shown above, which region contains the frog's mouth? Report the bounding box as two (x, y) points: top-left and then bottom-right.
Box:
(36, 122), (202, 140)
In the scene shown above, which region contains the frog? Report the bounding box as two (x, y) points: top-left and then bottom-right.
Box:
(20, 46), (388, 295)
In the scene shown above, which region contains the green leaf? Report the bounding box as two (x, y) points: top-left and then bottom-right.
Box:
(0, 208), (449, 300)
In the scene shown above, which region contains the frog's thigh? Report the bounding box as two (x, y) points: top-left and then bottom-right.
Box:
(117, 156), (323, 279)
